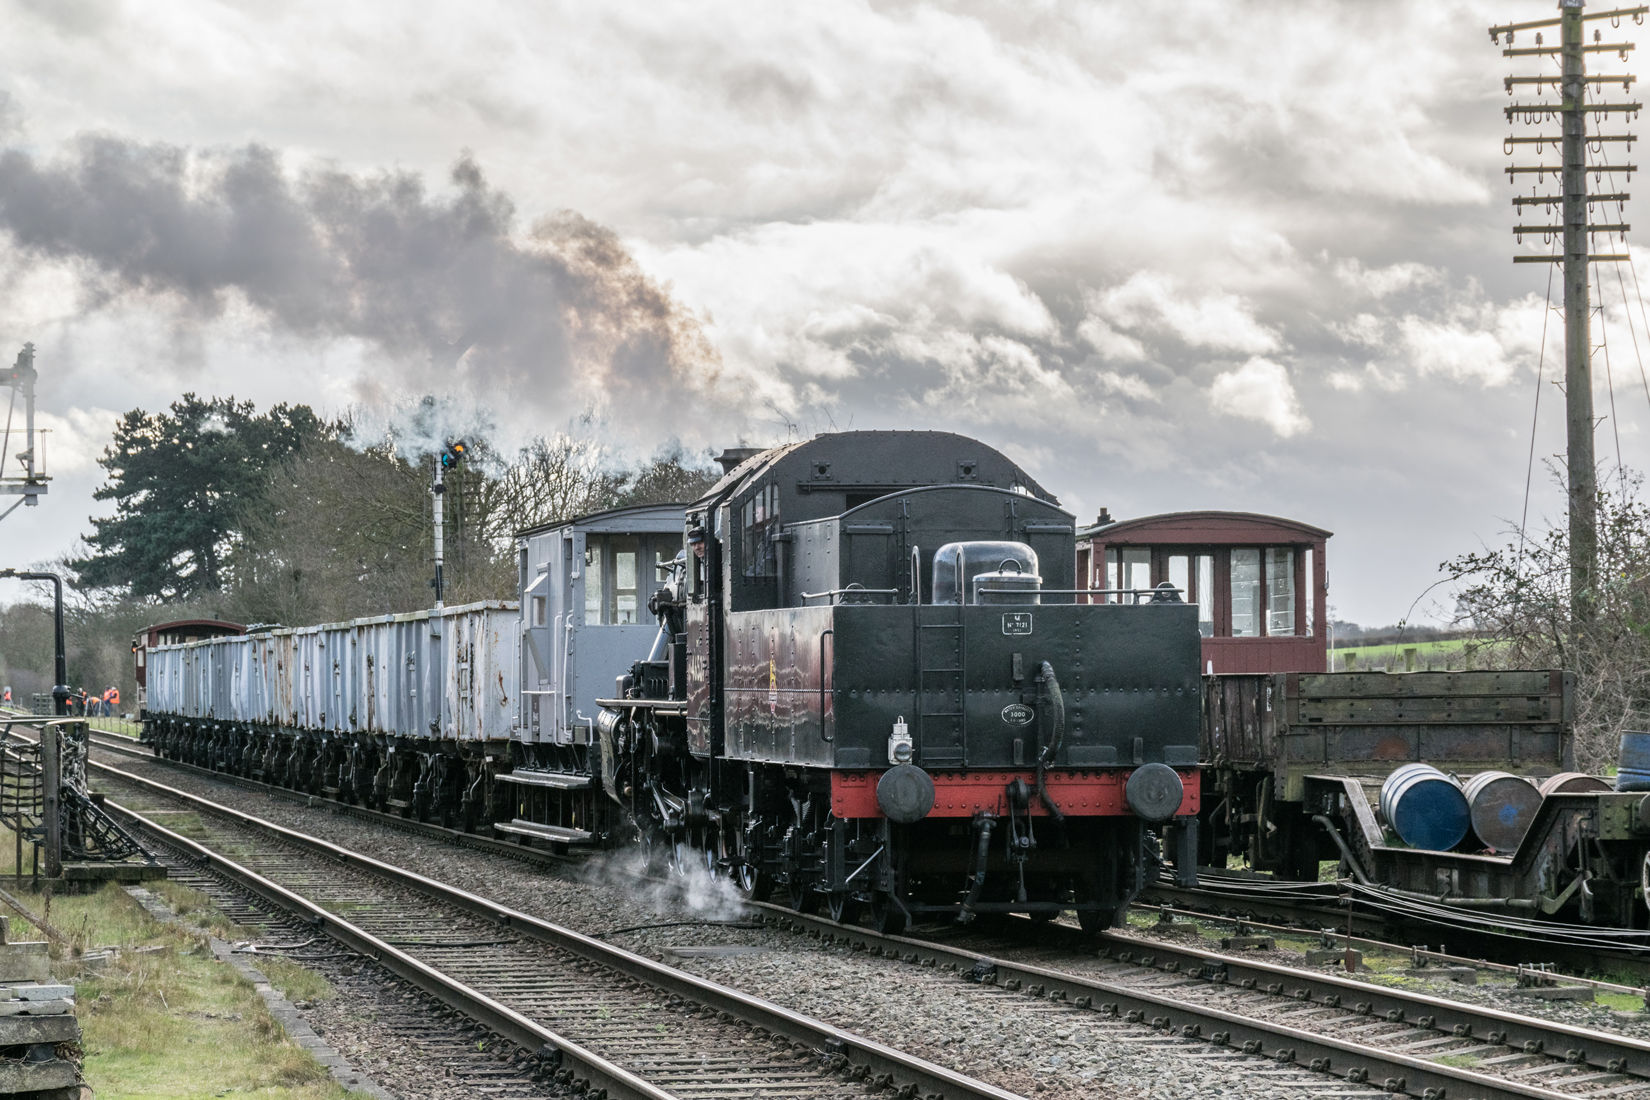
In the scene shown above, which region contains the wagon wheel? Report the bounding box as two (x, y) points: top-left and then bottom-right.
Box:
(1075, 870), (1119, 935)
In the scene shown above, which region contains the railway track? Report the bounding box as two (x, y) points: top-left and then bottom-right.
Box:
(134, 867), (562, 1097)
(754, 904), (1650, 1100)
(71, 731), (1650, 1098)
(70, 756), (1021, 1100)
(1136, 876), (1650, 985)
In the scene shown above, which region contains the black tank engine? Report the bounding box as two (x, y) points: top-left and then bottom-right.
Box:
(596, 431), (1202, 931)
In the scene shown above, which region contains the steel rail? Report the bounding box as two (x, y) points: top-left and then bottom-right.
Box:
(111, 804), (668, 1100)
(1138, 878), (1650, 980)
(1131, 902), (1647, 999)
(90, 759), (1023, 1100)
(750, 902), (1618, 1100)
(1080, 930), (1650, 1082)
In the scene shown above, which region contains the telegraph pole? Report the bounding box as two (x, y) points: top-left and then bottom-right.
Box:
(1495, 1), (1643, 626)
(1562, 2), (1600, 625)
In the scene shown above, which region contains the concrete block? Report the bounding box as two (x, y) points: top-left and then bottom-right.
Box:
(0, 999), (73, 1016)
(0, 1014), (80, 1045)
(1, 985), (74, 1002)
(1219, 935), (1276, 951)
(1511, 985), (1594, 1001)
(0, 1058), (77, 1092)
(0, 943), (51, 984)
(1305, 949), (1361, 967)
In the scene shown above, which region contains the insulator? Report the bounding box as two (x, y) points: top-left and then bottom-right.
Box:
(1535, 32), (1543, 45)
(1508, 30), (1515, 44)
(1595, 28), (1602, 42)
(1516, 230), (1524, 243)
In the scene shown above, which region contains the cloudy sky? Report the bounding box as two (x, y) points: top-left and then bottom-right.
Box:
(0, 0), (1643, 628)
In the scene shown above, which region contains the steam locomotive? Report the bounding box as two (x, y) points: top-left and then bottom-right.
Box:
(592, 432), (1202, 931)
(139, 430), (1202, 933)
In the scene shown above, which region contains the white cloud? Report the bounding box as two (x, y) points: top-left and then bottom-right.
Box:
(1328, 363), (1407, 393)
(29, 406), (119, 477)
(1092, 272), (1281, 356)
(1333, 258), (1443, 299)
(1209, 357), (1310, 437)
(1093, 370), (1157, 401)
(1399, 315), (1513, 385)
(1076, 315), (1146, 362)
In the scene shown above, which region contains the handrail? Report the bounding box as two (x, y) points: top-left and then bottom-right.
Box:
(798, 587), (900, 604)
(819, 629), (834, 742)
(976, 586), (1186, 605)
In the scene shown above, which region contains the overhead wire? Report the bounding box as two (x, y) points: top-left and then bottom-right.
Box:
(1516, 45), (1566, 567)
(1518, 239), (1557, 568)
(1587, 133), (1630, 500)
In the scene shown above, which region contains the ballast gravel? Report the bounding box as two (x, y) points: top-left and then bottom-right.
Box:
(92, 752), (1365, 1099)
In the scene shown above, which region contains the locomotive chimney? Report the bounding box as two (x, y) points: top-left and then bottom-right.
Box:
(715, 447), (765, 474)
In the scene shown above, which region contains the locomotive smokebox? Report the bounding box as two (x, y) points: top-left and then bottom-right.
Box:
(877, 764), (936, 824)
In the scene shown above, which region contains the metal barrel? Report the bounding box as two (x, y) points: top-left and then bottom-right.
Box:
(1461, 770), (1542, 852)
(1618, 731), (1650, 792)
(1538, 771), (1611, 796)
(1378, 763), (1469, 851)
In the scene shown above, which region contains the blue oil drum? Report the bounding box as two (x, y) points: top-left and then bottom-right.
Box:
(1461, 771), (1541, 852)
(1616, 731), (1650, 791)
(1379, 763), (1469, 851)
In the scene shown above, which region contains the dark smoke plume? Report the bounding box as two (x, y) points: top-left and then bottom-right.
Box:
(0, 136), (719, 407)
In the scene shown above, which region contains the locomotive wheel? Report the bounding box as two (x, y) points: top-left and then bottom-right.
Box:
(732, 823), (775, 902)
(787, 878), (822, 915)
(870, 891), (908, 935)
(826, 891), (864, 925)
(638, 831), (671, 877)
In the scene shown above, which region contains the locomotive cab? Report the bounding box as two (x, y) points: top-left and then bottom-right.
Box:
(596, 431), (1203, 933)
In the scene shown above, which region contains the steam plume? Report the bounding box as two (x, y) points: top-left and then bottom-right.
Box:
(0, 137), (721, 420)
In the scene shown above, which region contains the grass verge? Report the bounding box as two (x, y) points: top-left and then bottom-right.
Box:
(0, 816), (360, 1100)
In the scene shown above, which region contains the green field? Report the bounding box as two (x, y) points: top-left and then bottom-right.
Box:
(1328, 637), (1485, 672)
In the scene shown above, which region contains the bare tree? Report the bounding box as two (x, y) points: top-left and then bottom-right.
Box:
(485, 433), (626, 538)
(1443, 471), (1650, 771)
